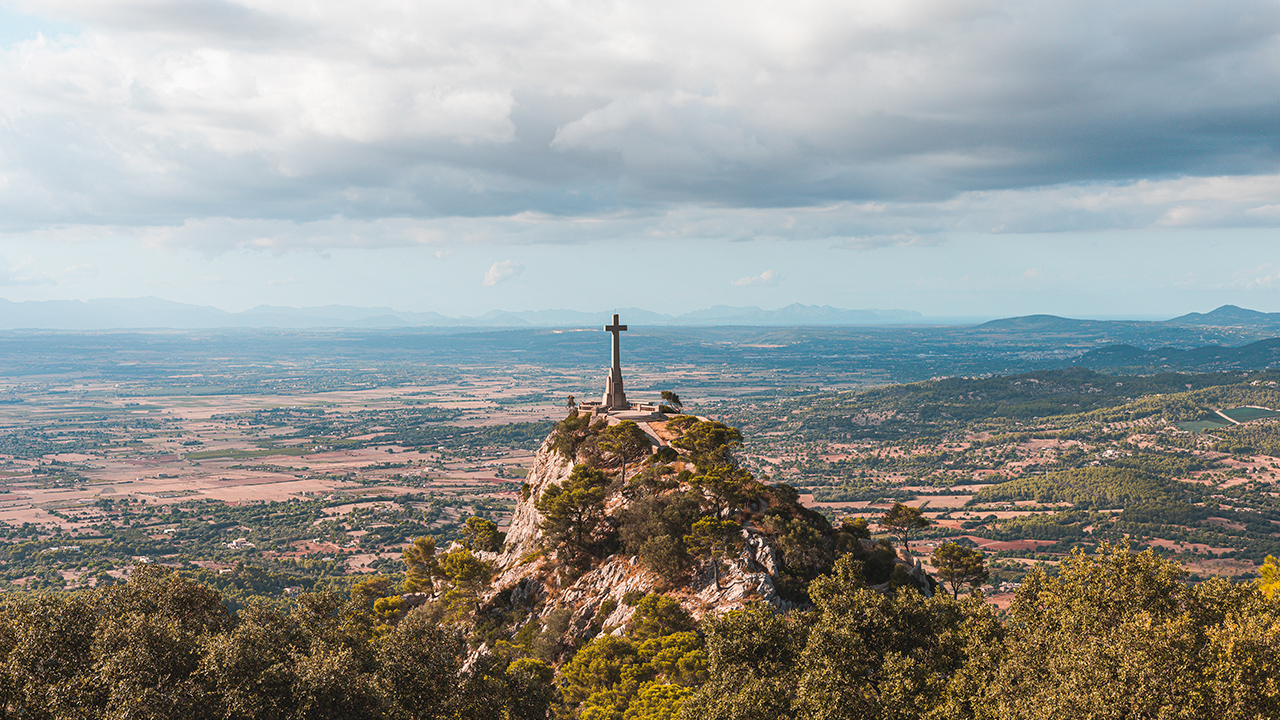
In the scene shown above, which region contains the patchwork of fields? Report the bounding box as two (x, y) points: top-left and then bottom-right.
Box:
(4, 328), (1280, 600)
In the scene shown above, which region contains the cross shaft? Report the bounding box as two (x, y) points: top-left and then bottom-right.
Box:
(604, 314), (627, 370)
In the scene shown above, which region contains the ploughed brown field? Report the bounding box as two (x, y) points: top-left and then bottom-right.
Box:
(0, 373), (569, 582)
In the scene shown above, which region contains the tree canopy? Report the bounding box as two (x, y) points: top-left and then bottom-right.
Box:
(536, 465), (612, 566)
(598, 420), (654, 483)
(671, 421), (742, 470)
(931, 542), (989, 597)
(0, 544), (1278, 720)
(878, 503), (931, 552)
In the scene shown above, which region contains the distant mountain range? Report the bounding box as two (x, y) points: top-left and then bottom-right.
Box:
(975, 305), (1280, 332)
(1165, 305), (1280, 327)
(0, 297), (924, 330)
(3, 298), (1280, 332)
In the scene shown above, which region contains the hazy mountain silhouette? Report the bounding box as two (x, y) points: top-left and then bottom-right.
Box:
(0, 298), (922, 330)
(1165, 305), (1280, 327)
(4, 298), (1280, 333)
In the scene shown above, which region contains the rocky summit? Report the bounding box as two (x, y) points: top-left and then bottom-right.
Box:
(478, 409), (933, 652)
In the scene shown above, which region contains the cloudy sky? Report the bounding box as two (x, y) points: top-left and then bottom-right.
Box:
(1, 0), (1279, 319)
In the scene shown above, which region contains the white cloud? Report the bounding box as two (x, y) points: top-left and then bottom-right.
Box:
(838, 234), (941, 251)
(483, 259), (523, 286)
(60, 263), (97, 279)
(732, 269), (779, 287)
(0, 0), (1276, 250)
(0, 255), (54, 285)
(1223, 263), (1280, 290)
(6, 170), (1280, 257)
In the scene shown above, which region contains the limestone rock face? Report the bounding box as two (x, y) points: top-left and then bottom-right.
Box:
(743, 530), (782, 576)
(895, 544), (934, 588)
(485, 426), (934, 646)
(494, 546), (792, 649)
(497, 436), (573, 568)
(487, 434), (801, 637)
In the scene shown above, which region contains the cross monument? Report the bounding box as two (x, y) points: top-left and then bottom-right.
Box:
(601, 313), (629, 410)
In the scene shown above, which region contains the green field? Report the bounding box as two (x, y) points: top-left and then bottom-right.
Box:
(1221, 406), (1280, 423)
(1176, 419), (1229, 432)
(183, 445), (317, 460)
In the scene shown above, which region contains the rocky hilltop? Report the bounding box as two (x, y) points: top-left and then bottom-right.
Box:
(476, 409), (934, 650)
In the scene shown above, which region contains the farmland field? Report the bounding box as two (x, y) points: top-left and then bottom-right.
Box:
(1221, 406), (1280, 423)
(4, 325), (1280, 598)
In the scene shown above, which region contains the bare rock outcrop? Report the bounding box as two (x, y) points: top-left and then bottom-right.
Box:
(496, 436), (572, 569)
(483, 421), (935, 645)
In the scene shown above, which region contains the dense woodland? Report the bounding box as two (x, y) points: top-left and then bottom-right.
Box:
(2, 545), (1278, 719)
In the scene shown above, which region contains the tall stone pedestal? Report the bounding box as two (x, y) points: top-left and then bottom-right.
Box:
(601, 313), (630, 410)
(602, 365), (628, 410)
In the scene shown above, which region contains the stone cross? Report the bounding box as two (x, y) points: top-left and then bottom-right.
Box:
(605, 314), (627, 370)
(601, 313), (629, 410)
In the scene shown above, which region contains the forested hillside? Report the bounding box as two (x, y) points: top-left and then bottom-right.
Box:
(1, 546), (1277, 719)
